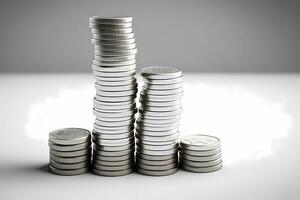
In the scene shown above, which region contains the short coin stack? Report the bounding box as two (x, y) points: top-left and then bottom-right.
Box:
(89, 16), (137, 176)
(180, 134), (222, 173)
(136, 66), (183, 176)
(48, 128), (91, 176)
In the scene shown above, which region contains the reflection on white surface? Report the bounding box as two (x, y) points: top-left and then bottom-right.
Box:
(180, 82), (292, 166)
(25, 85), (94, 140)
(25, 75), (292, 166)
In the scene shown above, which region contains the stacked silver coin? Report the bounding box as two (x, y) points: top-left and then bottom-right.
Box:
(89, 16), (137, 176)
(180, 134), (223, 173)
(136, 66), (183, 176)
(48, 128), (91, 176)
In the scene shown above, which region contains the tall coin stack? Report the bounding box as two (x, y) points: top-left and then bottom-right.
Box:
(89, 16), (137, 176)
(179, 134), (223, 173)
(48, 128), (91, 176)
(136, 66), (183, 176)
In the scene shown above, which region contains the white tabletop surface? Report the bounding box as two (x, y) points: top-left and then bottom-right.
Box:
(0, 73), (299, 200)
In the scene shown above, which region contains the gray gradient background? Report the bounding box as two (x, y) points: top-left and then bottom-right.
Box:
(0, 0), (299, 73)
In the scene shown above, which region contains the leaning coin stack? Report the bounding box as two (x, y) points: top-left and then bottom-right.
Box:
(136, 66), (183, 176)
(180, 134), (222, 173)
(89, 16), (137, 176)
(48, 128), (91, 176)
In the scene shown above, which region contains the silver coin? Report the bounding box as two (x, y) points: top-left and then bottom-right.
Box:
(94, 43), (136, 51)
(92, 33), (135, 40)
(93, 147), (134, 157)
(181, 162), (223, 173)
(94, 74), (136, 82)
(94, 123), (134, 132)
(93, 131), (134, 140)
(180, 147), (222, 156)
(50, 160), (89, 170)
(95, 78), (137, 86)
(93, 69), (136, 78)
(94, 142), (134, 151)
(50, 154), (90, 164)
(136, 157), (177, 166)
(49, 128), (91, 145)
(89, 22), (132, 29)
(140, 91), (183, 102)
(93, 153), (133, 162)
(137, 119), (179, 128)
(136, 122), (179, 132)
(92, 167), (133, 176)
(180, 152), (222, 162)
(136, 167), (177, 176)
(139, 108), (182, 118)
(89, 16), (133, 24)
(92, 136), (134, 146)
(94, 97), (135, 106)
(137, 142), (178, 151)
(137, 116), (181, 125)
(136, 129), (179, 140)
(94, 55), (136, 62)
(92, 38), (135, 45)
(94, 102), (136, 111)
(144, 82), (183, 90)
(136, 152), (177, 161)
(136, 146), (178, 156)
(95, 115), (135, 122)
(181, 157), (222, 168)
(92, 64), (136, 73)
(48, 141), (91, 152)
(136, 136), (178, 145)
(93, 158), (133, 166)
(94, 95), (136, 102)
(142, 87), (183, 96)
(140, 98), (181, 107)
(93, 163), (132, 171)
(93, 108), (137, 118)
(143, 76), (183, 85)
(140, 104), (181, 112)
(180, 134), (221, 151)
(50, 148), (91, 157)
(96, 89), (137, 97)
(141, 66), (182, 80)
(136, 127), (178, 137)
(137, 162), (177, 171)
(91, 27), (133, 34)
(92, 59), (136, 67)
(49, 165), (89, 176)
(95, 82), (137, 92)
(94, 48), (137, 56)
(95, 118), (135, 127)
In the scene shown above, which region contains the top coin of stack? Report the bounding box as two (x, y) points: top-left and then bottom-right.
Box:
(179, 134), (223, 173)
(89, 16), (137, 176)
(136, 66), (183, 176)
(48, 128), (91, 176)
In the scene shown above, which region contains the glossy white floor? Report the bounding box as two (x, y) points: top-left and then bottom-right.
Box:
(0, 73), (299, 200)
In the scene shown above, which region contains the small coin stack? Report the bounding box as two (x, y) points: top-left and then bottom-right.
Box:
(135, 66), (183, 176)
(89, 16), (137, 176)
(180, 134), (222, 173)
(48, 128), (91, 176)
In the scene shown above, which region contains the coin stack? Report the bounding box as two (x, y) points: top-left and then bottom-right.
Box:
(48, 128), (91, 176)
(180, 134), (223, 173)
(135, 66), (183, 176)
(89, 16), (137, 176)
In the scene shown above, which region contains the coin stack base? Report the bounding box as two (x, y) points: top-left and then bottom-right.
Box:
(48, 128), (91, 176)
(179, 134), (223, 173)
(89, 16), (137, 176)
(136, 66), (183, 176)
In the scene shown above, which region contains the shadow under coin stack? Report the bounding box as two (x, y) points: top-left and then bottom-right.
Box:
(89, 16), (137, 176)
(180, 134), (222, 173)
(136, 66), (183, 176)
(48, 128), (91, 176)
